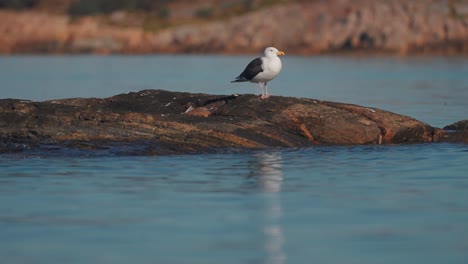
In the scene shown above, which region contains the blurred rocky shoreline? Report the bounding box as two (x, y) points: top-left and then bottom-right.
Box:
(1, 0), (467, 55)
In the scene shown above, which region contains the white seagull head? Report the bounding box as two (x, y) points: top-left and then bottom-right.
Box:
(264, 47), (285, 58)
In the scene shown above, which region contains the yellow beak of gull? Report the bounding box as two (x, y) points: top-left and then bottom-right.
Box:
(277, 51), (285, 56)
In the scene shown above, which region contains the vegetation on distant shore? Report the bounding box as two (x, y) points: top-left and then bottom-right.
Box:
(67, 0), (168, 17)
(0, 0), (292, 36)
(0, 0), (38, 10)
(0, 0), (288, 18)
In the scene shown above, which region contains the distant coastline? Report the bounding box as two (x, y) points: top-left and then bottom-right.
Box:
(1, 0), (467, 55)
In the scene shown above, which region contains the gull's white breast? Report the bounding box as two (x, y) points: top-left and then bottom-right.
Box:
(251, 56), (282, 83)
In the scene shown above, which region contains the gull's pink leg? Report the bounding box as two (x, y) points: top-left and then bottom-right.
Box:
(261, 82), (271, 99)
(257, 83), (263, 96)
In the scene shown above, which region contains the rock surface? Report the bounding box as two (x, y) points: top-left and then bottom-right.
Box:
(444, 120), (468, 130)
(443, 120), (468, 143)
(1, 89), (463, 155)
(1, 0), (467, 54)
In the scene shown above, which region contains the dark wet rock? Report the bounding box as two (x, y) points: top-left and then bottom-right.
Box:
(442, 120), (468, 143)
(0, 89), (463, 155)
(444, 120), (468, 131)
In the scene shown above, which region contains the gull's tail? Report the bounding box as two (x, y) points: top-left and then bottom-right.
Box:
(231, 76), (249, 83)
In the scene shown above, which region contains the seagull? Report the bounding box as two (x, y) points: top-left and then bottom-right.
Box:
(231, 47), (285, 99)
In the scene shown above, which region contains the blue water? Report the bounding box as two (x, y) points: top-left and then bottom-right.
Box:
(1, 55), (468, 263)
(1, 144), (468, 263)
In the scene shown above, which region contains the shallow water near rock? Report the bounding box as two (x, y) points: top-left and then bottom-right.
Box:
(0, 55), (467, 263)
(1, 143), (468, 263)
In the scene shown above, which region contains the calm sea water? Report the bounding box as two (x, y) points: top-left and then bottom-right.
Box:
(1, 55), (468, 264)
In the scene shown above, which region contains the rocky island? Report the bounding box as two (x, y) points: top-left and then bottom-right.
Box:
(1, 90), (466, 155)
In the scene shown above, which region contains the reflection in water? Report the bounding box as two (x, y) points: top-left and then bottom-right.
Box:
(254, 152), (284, 193)
(251, 152), (285, 264)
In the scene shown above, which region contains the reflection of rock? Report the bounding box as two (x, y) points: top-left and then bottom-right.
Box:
(0, 89), (464, 155)
(0, 0), (467, 54)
